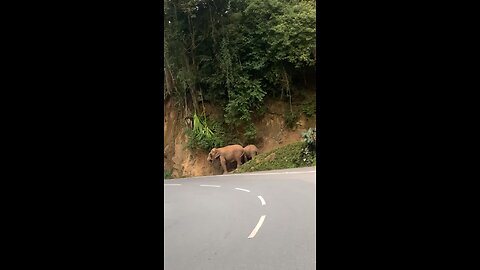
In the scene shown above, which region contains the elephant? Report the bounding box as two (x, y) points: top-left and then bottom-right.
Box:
(207, 144), (245, 174)
(243, 144), (259, 163)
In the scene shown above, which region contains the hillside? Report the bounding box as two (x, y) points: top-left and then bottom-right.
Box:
(163, 0), (316, 178)
(234, 141), (316, 173)
(164, 91), (316, 178)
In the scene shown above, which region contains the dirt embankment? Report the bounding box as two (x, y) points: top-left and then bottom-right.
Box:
(164, 93), (316, 178)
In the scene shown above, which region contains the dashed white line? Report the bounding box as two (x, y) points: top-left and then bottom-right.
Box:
(234, 188), (250, 193)
(257, 196), (266, 206)
(164, 184), (182, 186)
(248, 215), (266, 239)
(200, 184), (221, 188)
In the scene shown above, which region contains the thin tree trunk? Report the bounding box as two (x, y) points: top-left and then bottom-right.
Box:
(187, 13), (200, 114)
(199, 86), (206, 117)
(209, 5), (216, 44)
(164, 67), (173, 96)
(184, 54), (198, 114)
(184, 89), (188, 118)
(282, 64), (292, 112)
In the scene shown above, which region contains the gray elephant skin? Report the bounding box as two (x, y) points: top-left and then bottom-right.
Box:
(207, 144), (245, 174)
(243, 144), (259, 163)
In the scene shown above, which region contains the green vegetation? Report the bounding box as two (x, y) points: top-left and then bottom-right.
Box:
(186, 113), (224, 151)
(302, 127), (316, 150)
(164, 0), (316, 145)
(301, 100), (316, 118)
(244, 123), (257, 144)
(164, 170), (173, 179)
(284, 111), (299, 129)
(235, 141), (316, 173)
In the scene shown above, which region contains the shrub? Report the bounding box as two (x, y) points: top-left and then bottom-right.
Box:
(164, 170), (173, 179)
(301, 101), (316, 118)
(258, 105), (267, 117)
(302, 127), (316, 150)
(244, 123), (257, 144)
(222, 131), (242, 146)
(284, 111), (299, 129)
(186, 113), (224, 152)
(300, 143), (316, 165)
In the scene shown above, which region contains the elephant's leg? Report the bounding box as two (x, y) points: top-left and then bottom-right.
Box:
(220, 156), (228, 174)
(235, 156), (242, 170)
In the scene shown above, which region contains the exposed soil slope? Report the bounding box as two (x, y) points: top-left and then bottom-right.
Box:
(164, 91), (316, 177)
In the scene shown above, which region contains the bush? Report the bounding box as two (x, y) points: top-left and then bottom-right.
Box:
(244, 123), (257, 144)
(222, 131), (242, 146)
(302, 127), (316, 150)
(186, 113), (224, 152)
(301, 101), (316, 118)
(252, 104), (267, 121)
(300, 144), (316, 165)
(284, 111), (299, 129)
(164, 170), (173, 179)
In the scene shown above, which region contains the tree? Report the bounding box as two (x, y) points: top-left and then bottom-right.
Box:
(164, 0), (316, 142)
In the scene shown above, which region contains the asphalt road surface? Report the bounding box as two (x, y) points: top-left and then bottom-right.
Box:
(164, 167), (316, 270)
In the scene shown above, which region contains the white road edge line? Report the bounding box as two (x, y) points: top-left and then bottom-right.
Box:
(248, 215), (266, 239)
(177, 170), (316, 179)
(200, 185), (221, 188)
(164, 184), (182, 186)
(234, 188), (250, 192)
(257, 196), (266, 206)
(243, 171), (316, 176)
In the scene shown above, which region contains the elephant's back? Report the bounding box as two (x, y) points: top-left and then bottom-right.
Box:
(223, 144), (244, 152)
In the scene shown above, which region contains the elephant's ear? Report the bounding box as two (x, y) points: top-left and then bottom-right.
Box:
(213, 149), (221, 159)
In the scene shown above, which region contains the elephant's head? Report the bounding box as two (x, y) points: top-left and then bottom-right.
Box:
(207, 148), (220, 162)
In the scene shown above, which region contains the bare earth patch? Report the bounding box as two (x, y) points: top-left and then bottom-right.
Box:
(164, 94), (316, 177)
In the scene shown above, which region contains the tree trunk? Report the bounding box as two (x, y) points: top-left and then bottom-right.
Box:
(209, 5), (216, 44)
(164, 67), (173, 97)
(184, 54), (199, 114)
(282, 64), (292, 112)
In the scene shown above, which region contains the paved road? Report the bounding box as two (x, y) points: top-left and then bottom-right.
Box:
(164, 167), (316, 270)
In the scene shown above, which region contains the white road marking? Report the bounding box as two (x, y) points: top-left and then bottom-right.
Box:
(257, 196), (266, 206)
(174, 170), (316, 179)
(164, 184), (182, 186)
(200, 184), (221, 188)
(248, 215), (266, 239)
(234, 188), (250, 192)
(244, 171), (316, 176)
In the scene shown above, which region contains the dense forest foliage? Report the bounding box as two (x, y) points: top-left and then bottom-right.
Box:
(164, 0), (316, 150)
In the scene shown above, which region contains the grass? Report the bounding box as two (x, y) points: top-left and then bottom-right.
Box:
(235, 141), (316, 173)
(164, 170), (173, 179)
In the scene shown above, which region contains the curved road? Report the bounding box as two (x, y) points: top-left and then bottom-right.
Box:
(164, 167), (316, 270)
